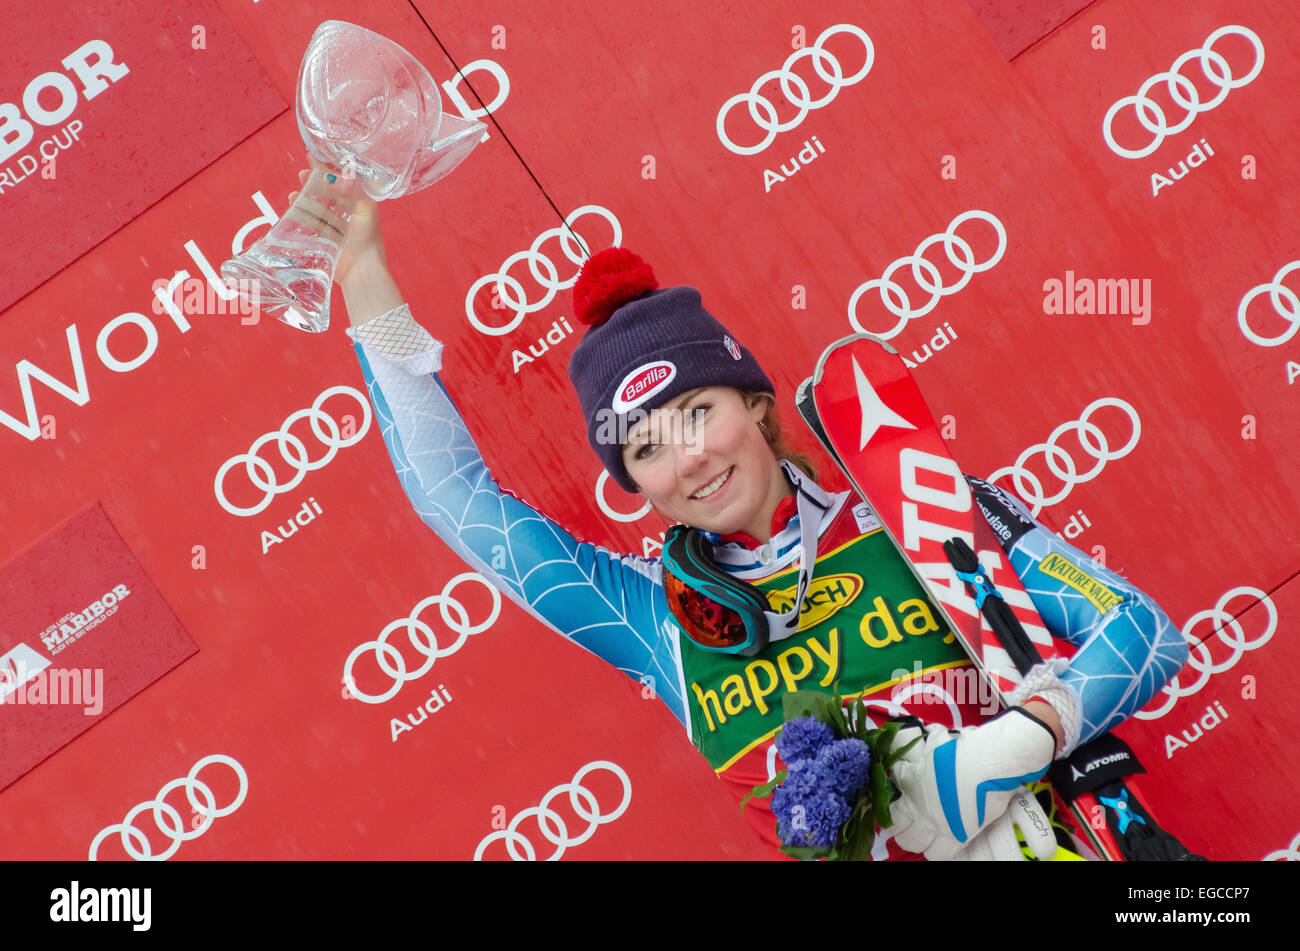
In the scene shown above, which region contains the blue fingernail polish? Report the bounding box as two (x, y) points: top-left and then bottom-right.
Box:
(327, 173), (337, 184)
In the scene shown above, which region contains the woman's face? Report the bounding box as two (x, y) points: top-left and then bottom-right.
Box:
(622, 387), (781, 536)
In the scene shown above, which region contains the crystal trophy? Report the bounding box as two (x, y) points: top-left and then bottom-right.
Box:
(220, 20), (485, 332)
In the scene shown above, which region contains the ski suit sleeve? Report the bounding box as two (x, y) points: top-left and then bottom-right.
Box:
(964, 475), (1189, 754)
(346, 304), (687, 725)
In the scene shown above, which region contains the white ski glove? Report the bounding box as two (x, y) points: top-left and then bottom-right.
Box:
(951, 786), (1057, 861)
(889, 708), (1056, 861)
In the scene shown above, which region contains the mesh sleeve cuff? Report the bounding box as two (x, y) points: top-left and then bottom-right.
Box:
(345, 303), (443, 375)
(1009, 659), (1083, 759)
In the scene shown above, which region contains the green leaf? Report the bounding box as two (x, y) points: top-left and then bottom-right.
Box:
(832, 794), (875, 862)
(877, 720), (922, 770)
(841, 794), (863, 835)
(865, 723), (887, 763)
(840, 801), (860, 841)
(780, 844), (831, 861)
(855, 698), (872, 741)
(782, 689), (834, 726)
(826, 683), (850, 737)
(827, 700), (847, 737)
(780, 687), (865, 741)
(855, 828), (877, 861)
(739, 768), (788, 813)
(781, 693), (808, 721)
(843, 814), (876, 861)
(886, 734), (921, 769)
(871, 763), (895, 828)
(844, 696), (861, 739)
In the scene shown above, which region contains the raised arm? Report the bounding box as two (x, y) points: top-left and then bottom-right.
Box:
(291, 163), (689, 725)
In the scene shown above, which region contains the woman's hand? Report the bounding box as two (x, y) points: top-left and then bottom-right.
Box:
(888, 708), (1056, 860)
(286, 154), (387, 288)
(286, 154), (404, 325)
(949, 787), (1058, 861)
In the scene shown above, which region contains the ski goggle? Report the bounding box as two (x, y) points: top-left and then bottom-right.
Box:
(662, 526), (773, 654)
(660, 484), (825, 656)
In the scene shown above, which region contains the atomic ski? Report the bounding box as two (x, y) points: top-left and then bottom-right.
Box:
(795, 333), (1151, 860)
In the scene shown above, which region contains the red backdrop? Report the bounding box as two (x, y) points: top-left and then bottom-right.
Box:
(1, 0), (1297, 861)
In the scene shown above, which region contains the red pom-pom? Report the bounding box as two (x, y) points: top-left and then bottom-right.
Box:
(572, 248), (658, 326)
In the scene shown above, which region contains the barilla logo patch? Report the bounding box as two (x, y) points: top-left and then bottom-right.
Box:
(611, 361), (677, 413)
(767, 573), (863, 631)
(723, 336), (742, 361)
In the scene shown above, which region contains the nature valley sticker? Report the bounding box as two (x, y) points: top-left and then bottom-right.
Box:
(1035, 553), (1123, 615)
(766, 572), (862, 631)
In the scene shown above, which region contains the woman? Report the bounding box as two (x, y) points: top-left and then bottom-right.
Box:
(294, 163), (1190, 860)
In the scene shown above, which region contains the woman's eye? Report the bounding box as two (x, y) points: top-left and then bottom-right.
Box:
(689, 405), (710, 421)
(634, 443), (656, 461)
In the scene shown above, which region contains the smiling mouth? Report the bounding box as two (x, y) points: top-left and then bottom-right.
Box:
(690, 466), (734, 500)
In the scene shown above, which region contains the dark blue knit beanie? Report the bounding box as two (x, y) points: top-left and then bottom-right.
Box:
(568, 249), (774, 492)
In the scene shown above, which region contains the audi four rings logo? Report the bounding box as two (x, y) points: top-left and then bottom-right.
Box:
(474, 761), (632, 861)
(594, 470), (652, 523)
(215, 386), (371, 517)
(465, 205), (622, 337)
(847, 211), (1007, 340)
(89, 755), (248, 861)
(343, 573), (502, 704)
(987, 398), (1140, 517)
(1264, 830), (1300, 862)
(1135, 586), (1276, 721)
(716, 24), (874, 156)
(1103, 25), (1264, 160)
(1238, 260), (1300, 348)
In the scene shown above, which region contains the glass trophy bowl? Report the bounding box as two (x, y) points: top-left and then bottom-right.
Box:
(221, 20), (486, 332)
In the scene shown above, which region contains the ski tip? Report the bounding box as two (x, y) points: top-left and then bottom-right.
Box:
(863, 333), (899, 355)
(840, 332), (899, 355)
(811, 333), (900, 378)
